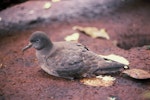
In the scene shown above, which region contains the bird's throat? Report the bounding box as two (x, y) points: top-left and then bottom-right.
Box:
(37, 45), (53, 56)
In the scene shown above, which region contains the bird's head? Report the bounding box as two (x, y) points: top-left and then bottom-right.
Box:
(22, 31), (53, 52)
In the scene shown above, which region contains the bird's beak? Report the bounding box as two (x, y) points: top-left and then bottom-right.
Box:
(22, 42), (32, 52)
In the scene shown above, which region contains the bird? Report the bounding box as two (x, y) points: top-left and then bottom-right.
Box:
(22, 31), (125, 80)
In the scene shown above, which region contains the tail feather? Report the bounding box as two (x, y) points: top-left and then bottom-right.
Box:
(94, 61), (125, 75)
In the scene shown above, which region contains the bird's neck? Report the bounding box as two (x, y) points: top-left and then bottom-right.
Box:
(37, 44), (53, 56)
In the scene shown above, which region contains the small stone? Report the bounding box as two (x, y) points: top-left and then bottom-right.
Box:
(28, 10), (34, 15)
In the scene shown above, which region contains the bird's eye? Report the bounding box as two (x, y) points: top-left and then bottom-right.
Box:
(35, 39), (40, 42)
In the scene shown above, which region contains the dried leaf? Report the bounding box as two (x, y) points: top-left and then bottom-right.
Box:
(142, 91), (150, 99)
(0, 17), (2, 21)
(43, 2), (52, 9)
(123, 68), (150, 79)
(98, 28), (110, 40)
(80, 75), (116, 87)
(52, 0), (61, 2)
(0, 64), (3, 69)
(64, 33), (80, 41)
(73, 26), (110, 39)
(99, 54), (129, 65)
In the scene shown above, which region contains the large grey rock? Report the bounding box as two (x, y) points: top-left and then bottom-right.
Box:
(0, 0), (130, 35)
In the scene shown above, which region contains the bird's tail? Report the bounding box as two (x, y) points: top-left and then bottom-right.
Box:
(93, 61), (126, 75)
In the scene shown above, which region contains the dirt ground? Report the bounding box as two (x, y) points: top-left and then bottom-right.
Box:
(0, 0), (150, 100)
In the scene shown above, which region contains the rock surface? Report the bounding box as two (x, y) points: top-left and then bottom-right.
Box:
(0, 0), (150, 100)
(0, 0), (133, 35)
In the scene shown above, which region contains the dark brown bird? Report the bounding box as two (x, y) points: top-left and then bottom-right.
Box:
(23, 31), (125, 80)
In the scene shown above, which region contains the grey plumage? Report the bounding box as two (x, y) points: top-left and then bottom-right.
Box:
(23, 31), (125, 80)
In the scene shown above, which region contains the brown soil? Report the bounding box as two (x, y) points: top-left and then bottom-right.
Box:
(0, 0), (150, 100)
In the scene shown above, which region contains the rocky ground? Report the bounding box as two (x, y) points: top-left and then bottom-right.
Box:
(0, 0), (150, 100)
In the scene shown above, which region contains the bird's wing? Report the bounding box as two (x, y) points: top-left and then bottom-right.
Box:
(45, 42), (90, 79)
(82, 51), (125, 75)
(45, 42), (125, 79)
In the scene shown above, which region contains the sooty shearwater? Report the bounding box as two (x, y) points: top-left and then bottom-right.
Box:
(23, 31), (125, 80)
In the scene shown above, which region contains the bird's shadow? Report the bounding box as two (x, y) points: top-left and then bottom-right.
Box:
(121, 74), (150, 83)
